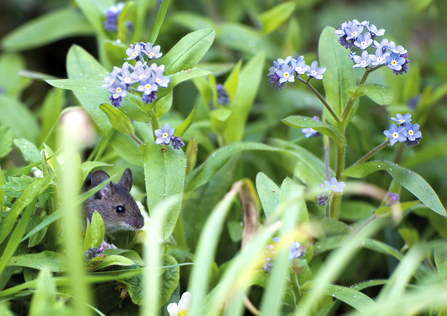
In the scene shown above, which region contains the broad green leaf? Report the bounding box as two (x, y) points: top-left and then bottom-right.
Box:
(257, 2), (295, 34)
(0, 95), (39, 142)
(175, 108), (197, 138)
(283, 115), (346, 145)
(185, 137), (197, 176)
(1, 8), (93, 52)
(3, 175), (36, 198)
(150, 0), (170, 43)
(219, 23), (273, 57)
(210, 108), (232, 134)
(159, 29), (215, 74)
(80, 161), (112, 181)
(14, 138), (41, 164)
(343, 161), (447, 217)
(0, 54), (31, 97)
(140, 142), (186, 240)
(168, 12), (218, 32)
(74, 0), (106, 35)
(28, 268), (58, 316)
(0, 174), (53, 245)
(110, 132), (143, 166)
(318, 26), (356, 124)
(38, 88), (65, 148)
(93, 255), (136, 271)
(398, 228), (419, 248)
(155, 90), (174, 118)
(8, 251), (68, 272)
(103, 249), (144, 266)
(224, 51), (265, 142)
(84, 211), (105, 250)
(347, 83), (393, 105)
(255, 172), (280, 218)
(434, 243), (447, 281)
(100, 103), (135, 135)
(0, 126), (13, 158)
(28, 215), (48, 247)
(223, 61), (241, 101)
(339, 201), (376, 221)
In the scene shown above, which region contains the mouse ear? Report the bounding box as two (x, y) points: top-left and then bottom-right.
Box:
(91, 170), (111, 188)
(96, 182), (115, 200)
(118, 168), (133, 192)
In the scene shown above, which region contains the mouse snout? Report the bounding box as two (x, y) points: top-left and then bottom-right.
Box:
(131, 216), (144, 230)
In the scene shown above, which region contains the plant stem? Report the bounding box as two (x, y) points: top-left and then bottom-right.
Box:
(349, 141), (389, 170)
(130, 133), (143, 145)
(329, 143), (345, 219)
(297, 77), (340, 124)
(324, 135), (330, 181)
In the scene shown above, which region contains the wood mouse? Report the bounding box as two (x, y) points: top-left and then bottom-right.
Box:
(83, 168), (145, 233)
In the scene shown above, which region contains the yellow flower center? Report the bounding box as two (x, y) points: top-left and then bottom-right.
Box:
(145, 84), (151, 89)
(116, 88), (122, 93)
(391, 61), (397, 66)
(399, 119), (404, 122)
(284, 72), (289, 78)
(409, 130), (413, 135)
(178, 311), (187, 316)
(392, 132), (398, 138)
(149, 53), (154, 57)
(331, 185), (336, 190)
(163, 133), (168, 138)
(352, 31), (357, 36)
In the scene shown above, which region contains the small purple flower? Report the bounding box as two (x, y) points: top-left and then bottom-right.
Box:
(354, 33), (373, 50)
(367, 24), (385, 37)
(323, 177), (345, 193)
(109, 96), (123, 108)
(276, 64), (295, 83)
(345, 23), (363, 41)
(390, 113), (411, 125)
(108, 80), (127, 99)
(352, 19), (369, 27)
(118, 62), (137, 85)
(289, 241), (306, 260)
(317, 194), (328, 207)
(102, 67), (121, 88)
(369, 49), (389, 67)
(131, 61), (151, 82)
(301, 128), (317, 138)
(335, 21), (351, 37)
(387, 41), (407, 55)
(216, 84), (230, 106)
(392, 54), (409, 75)
(143, 43), (163, 60)
(386, 192), (399, 206)
(406, 95), (420, 111)
(170, 136), (185, 150)
(125, 44), (143, 61)
(142, 92), (157, 104)
(373, 39), (390, 51)
(352, 51), (371, 68)
(386, 53), (405, 71)
(103, 2), (125, 32)
(292, 59), (310, 75)
(153, 69), (170, 88)
(154, 123), (174, 145)
(403, 122), (421, 141)
(306, 61), (326, 80)
(137, 77), (159, 95)
(383, 123), (406, 146)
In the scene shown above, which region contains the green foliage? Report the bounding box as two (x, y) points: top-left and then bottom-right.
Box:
(1, 1), (447, 315)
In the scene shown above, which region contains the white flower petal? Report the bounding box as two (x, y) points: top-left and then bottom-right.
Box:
(167, 303), (179, 315)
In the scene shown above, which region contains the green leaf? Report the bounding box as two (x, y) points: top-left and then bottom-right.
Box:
(28, 268), (58, 315)
(0, 126), (13, 158)
(93, 255), (136, 271)
(14, 138), (41, 164)
(343, 161), (447, 217)
(8, 251), (68, 272)
(0, 174), (54, 245)
(74, 0), (106, 35)
(140, 142), (186, 240)
(38, 88), (65, 147)
(3, 175), (35, 198)
(155, 90), (174, 118)
(84, 211), (105, 250)
(175, 108), (197, 138)
(318, 26), (356, 124)
(0, 54), (31, 97)
(0, 95), (39, 142)
(150, 0), (170, 43)
(159, 254), (180, 306)
(282, 115), (347, 145)
(159, 29), (215, 74)
(210, 108), (232, 134)
(224, 51), (265, 142)
(80, 161), (113, 181)
(434, 243), (447, 282)
(255, 172), (280, 218)
(100, 103), (135, 136)
(320, 284), (376, 312)
(257, 2), (295, 34)
(347, 83), (393, 105)
(1, 8), (93, 52)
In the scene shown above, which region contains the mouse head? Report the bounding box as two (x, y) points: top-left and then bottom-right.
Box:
(87, 168), (145, 233)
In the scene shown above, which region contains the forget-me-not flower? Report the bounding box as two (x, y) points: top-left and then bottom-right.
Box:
(324, 177), (346, 193)
(390, 113), (411, 125)
(383, 123), (407, 146)
(352, 51), (371, 68)
(276, 64), (295, 83)
(367, 24), (385, 37)
(354, 33), (373, 50)
(403, 123), (421, 141)
(306, 61), (326, 80)
(369, 49), (389, 66)
(155, 123), (175, 145)
(386, 53), (405, 71)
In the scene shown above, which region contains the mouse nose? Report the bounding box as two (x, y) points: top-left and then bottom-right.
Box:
(132, 216), (144, 230)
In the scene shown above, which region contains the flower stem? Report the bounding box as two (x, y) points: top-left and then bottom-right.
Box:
(297, 77), (340, 124)
(329, 143), (345, 219)
(350, 141), (389, 170)
(324, 135), (330, 181)
(130, 133), (143, 145)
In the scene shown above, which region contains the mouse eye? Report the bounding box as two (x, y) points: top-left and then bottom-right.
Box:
(116, 205), (126, 213)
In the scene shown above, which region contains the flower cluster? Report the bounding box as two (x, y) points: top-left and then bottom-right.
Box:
(316, 177), (345, 206)
(102, 42), (169, 108)
(383, 113), (421, 146)
(335, 19), (409, 75)
(83, 247), (104, 262)
(154, 123), (185, 150)
(209, 83), (230, 109)
(103, 2), (125, 32)
(267, 56), (326, 90)
(301, 116), (320, 138)
(386, 192), (400, 206)
(263, 237), (306, 272)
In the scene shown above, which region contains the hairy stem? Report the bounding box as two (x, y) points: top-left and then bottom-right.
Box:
(349, 141), (389, 171)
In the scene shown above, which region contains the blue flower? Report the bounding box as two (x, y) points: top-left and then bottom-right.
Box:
(143, 43), (163, 60)
(352, 51), (371, 68)
(373, 38), (390, 51)
(103, 2), (125, 32)
(386, 52), (405, 71)
(390, 113), (411, 125)
(386, 192), (399, 206)
(108, 80), (127, 99)
(102, 67), (121, 88)
(349, 52), (356, 60)
(323, 177), (345, 193)
(154, 123), (174, 145)
(301, 128), (317, 138)
(403, 122), (421, 141)
(170, 136), (185, 150)
(387, 41), (407, 55)
(292, 59), (310, 75)
(131, 61), (151, 82)
(369, 49), (389, 67)
(383, 123), (406, 146)
(306, 61), (326, 80)
(352, 19), (369, 27)
(210, 83), (230, 109)
(335, 21), (351, 37)
(354, 33), (373, 50)
(153, 68), (170, 88)
(118, 62), (137, 85)
(317, 194), (328, 206)
(392, 54), (409, 75)
(142, 92), (157, 104)
(345, 23), (363, 41)
(137, 77), (159, 95)
(367, 24), (385, 37)
(289, 241), (306, 260)
(125, 44), (143, 61)
(276, 64), (295, 83)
